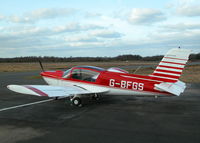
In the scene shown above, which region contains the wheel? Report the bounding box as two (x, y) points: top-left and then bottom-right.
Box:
(92, 94), (100, 101)
(72, 97), (82, 107)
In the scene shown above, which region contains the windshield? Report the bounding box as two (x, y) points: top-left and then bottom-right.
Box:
(62, 69), (71, 78)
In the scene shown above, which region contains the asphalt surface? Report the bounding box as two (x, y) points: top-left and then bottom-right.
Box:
(0, 71), (200, 143)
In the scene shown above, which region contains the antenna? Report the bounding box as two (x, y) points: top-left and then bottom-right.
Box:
(133, 66), (142, 74)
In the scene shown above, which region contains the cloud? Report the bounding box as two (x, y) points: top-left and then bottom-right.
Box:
(176, 5), (200, 16)
(171, 0), (200, 17)
(9, 8), (76, 23)
(146, 26), (200, 49)
(0, 26), (51, 40)
(64, 36), (99, 42)
(91, 30), (122, 38)
(128, 8), (166, 24)
(162, 23), (200, 31)
(0, 24), (111, 57)
(0, 23), (105, 40)
(1, 4), (199, 58)
(63, 30), (123, 49)
(0, 14), (4, 20)
(85, 12), (102, 18)
(53, 23), (105, 33)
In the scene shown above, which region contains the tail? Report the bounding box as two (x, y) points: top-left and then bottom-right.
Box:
(149, 48), (191, 83)
(149, 48), (192, 96)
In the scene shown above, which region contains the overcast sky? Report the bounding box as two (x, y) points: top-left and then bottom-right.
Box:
(0, 0), (200, 57)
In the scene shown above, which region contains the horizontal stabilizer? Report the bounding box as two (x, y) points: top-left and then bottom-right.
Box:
(155, 80), (186, 96)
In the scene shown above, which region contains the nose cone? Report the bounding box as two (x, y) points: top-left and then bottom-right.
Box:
(40, 70), (63, 78)
(40, 71), (46, 77)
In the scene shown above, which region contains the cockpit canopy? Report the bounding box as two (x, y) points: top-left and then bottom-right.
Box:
(63, 66), (105, 82)
(107, 67), (129, 73)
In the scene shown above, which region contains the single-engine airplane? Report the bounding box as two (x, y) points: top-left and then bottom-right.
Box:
(7, 48), (191, 106)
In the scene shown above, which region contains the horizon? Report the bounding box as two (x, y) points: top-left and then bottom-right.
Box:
(0, 0), (200, 58)
(1, 51), (199, 59)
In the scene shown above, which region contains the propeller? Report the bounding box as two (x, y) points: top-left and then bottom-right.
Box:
(38, 60), (45, 72)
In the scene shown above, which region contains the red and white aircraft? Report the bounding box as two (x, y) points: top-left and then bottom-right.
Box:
(7, 48), (191, 106)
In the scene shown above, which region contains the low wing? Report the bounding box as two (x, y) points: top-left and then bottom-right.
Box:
(7, 85), (106, 98)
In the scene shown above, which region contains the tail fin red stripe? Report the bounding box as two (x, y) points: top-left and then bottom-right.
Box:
(161, 61), (185, 65)
(158, 65), (184, 70)
(152, 73), (180, 79)
(155, 69), (182, 75)
(164, 57), (188, 61)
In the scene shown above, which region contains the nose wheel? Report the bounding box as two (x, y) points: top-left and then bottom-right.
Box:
(71, 97), (82, 107)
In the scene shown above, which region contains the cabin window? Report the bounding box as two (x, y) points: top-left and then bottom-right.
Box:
(71, 69), (99, 82)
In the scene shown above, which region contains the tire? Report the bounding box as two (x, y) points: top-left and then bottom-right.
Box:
(72, 97), (82, 107)
(92, 94), (100, 101)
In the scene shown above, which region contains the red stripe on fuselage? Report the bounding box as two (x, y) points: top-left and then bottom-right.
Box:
(149, 75), (177, 82)
(24, 85), (48, 96)
(152, 73), (180, 79)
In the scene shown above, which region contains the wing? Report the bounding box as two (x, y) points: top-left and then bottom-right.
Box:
(7, 85), (107, 98)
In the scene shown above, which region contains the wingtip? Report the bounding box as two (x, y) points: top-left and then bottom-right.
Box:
(7, 84), (15, 90)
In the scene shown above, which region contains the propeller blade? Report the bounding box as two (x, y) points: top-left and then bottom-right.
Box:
(38, 60), (44, 72)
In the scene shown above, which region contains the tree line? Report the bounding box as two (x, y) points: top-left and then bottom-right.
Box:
(0, 53), (199, 63)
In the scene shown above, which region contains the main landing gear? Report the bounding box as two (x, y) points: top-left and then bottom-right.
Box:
(92, 93), (100, 101)
(70, 94), (101, 107)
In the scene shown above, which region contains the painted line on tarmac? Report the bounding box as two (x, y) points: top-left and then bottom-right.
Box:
(0, 99), (54, 112)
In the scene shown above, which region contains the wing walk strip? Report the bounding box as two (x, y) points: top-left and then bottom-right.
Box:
(24, 85), (48, 96)
(0, 99), (54, 112)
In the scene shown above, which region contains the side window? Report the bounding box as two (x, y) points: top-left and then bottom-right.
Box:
(71, 69), (99, 82)
(72, 69), (82, 80)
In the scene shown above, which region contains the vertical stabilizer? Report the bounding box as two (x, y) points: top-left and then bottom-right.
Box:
(149, 48), (191, 82)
